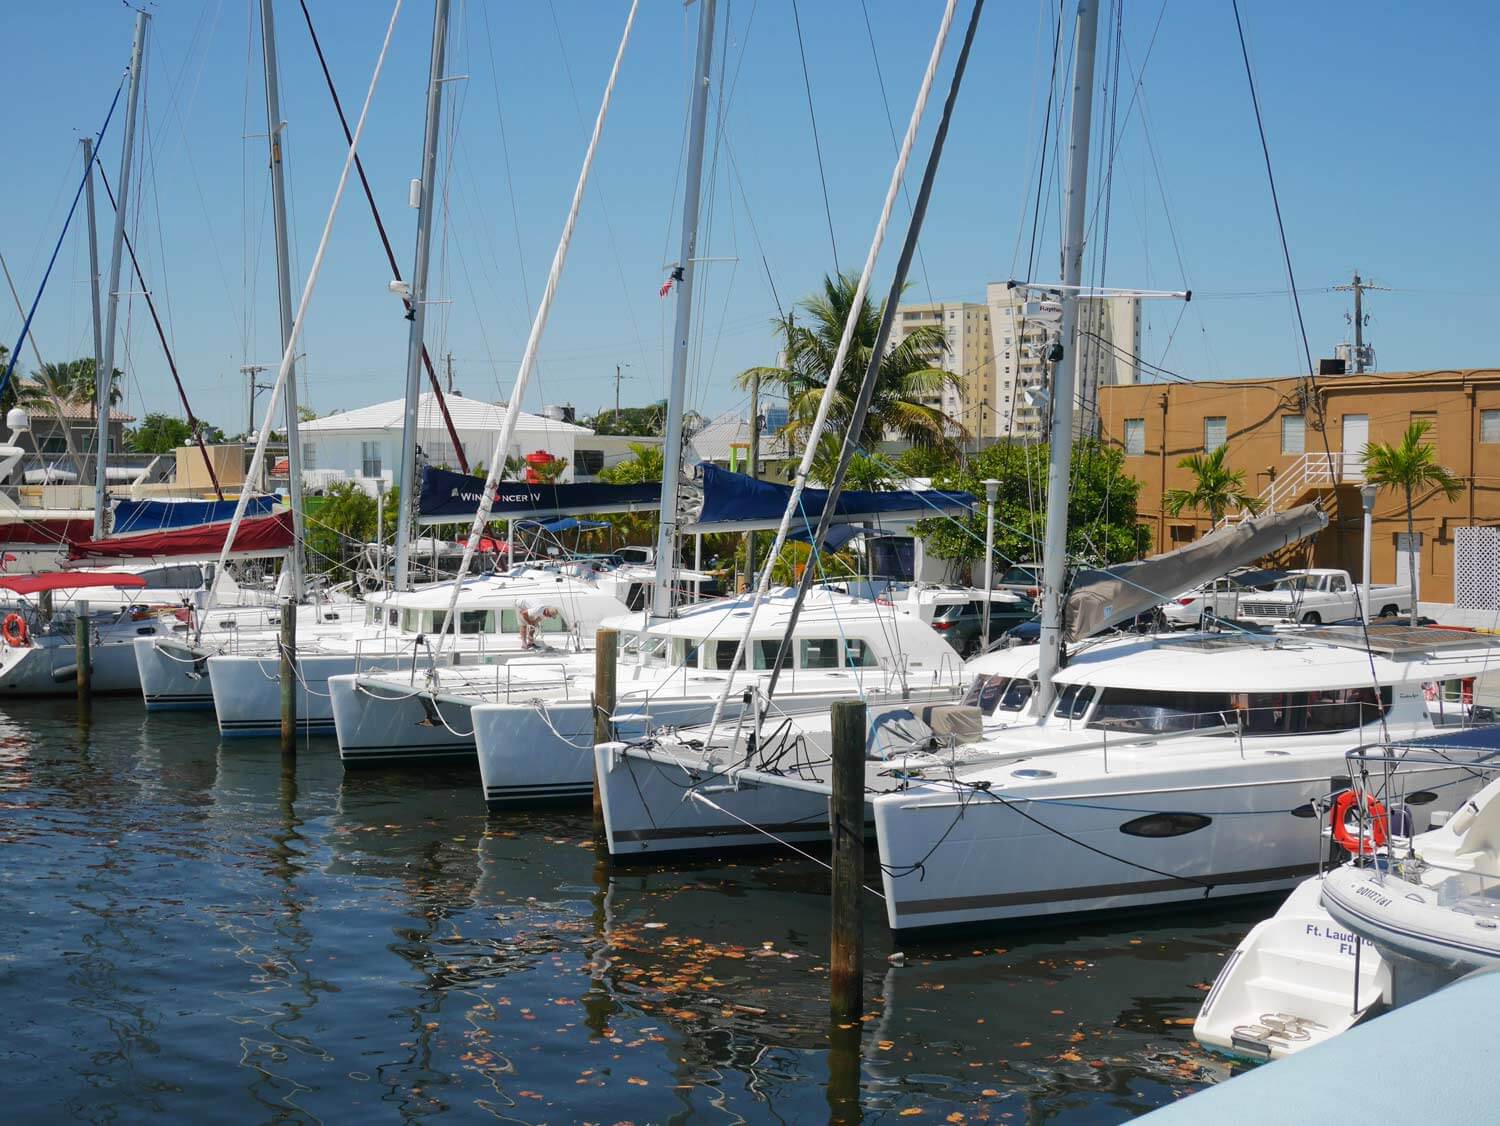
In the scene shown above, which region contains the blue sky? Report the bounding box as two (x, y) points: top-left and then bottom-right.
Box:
(3, 0), (1496, 436)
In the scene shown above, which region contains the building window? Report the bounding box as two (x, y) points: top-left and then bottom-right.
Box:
(360, 440), (382, 478)
(301, 442), (316, 470)
(1203, 416), (1227, 452)
(1482, 410), (1500, 445)
(1411, 411), (1437, 444)
(1280, 415), (1305, 455)
(1124, 418), (1145, 456)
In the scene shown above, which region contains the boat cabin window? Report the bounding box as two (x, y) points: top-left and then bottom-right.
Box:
(998, 677), (1034, 712)
(843, 638), (878, 668)
(675, 639), (702, 667)
(751, 639), (785, 671)
(138, 564), (204, 590)
(710, 639), (743, 670)
(963, 674), (1008, 715)
(1054, 683), (1096, 720)
(1088, 686), (1393, 735)
(801, 638), (840, 670)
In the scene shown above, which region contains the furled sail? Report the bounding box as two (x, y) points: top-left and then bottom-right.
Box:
(1064, 503), (1327, 641)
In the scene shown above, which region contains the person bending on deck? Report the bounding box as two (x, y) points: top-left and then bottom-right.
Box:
(517, 599), (558, 650)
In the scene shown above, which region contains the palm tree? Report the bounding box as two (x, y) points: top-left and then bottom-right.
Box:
(598, 442), (664, 485)
(738, 273), (964, 463)
(1363, 420), (1461, 617)
(1163, 445), (1262, 527)
(18, 358), (122, 421)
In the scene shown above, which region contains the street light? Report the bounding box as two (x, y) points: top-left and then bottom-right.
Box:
(981, 478), (1001, 652)
(1360, 483), (1378, 624)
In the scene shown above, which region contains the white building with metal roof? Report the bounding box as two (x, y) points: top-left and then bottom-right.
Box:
(297, 392), (646, 492)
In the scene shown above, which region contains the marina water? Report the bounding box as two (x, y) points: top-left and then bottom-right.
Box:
(3, 699), (1250, 1121)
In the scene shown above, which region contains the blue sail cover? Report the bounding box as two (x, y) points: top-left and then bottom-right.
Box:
(418, 465), (659, 522)
(688, 463), (974, 532)
(112, 496), (276, 534)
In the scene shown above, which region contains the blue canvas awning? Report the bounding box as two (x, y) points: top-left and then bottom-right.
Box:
(112, 496), (277, 533)
(514, 517), (612, 534)
(790, 523), (872, 551)
(418, 465), (659, 522)
(685, 463), (973, 534)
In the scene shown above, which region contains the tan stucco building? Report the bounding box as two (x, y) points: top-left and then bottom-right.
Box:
(1099, 368), (1500, 605)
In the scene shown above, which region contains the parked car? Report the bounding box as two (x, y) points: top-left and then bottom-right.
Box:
(994, 563), (1043, 595)
(1161, 569), (1287, 629)
(925, 594), (1036, 658)
(1235, 568), (1411, 625)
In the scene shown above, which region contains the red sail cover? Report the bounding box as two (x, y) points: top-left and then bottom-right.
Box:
(68, 511), (295, 562)
(0, 518), (96, 545)
(0, 572), (148, 595)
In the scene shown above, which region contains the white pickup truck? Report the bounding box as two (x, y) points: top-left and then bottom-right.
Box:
(1234, 568), (1412, 625)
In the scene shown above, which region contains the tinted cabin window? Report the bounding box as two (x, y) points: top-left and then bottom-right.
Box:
(675, 639), (702, 667)
(459, 610), (491, 634)
(140, 564), (203, 590)
(999, 678), (1034, 712)
(499, 609), (564, 634)
(801, 638), (840, 670)
(1055, 684), (1096, 720)
(1089, 688), (1235, 734)
(964, 675), (1008, 716)
(844, 639), (878, 668)
(752, 639), (785, 671)
(711, 640), (742, 670)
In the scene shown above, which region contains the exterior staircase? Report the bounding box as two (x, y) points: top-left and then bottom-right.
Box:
(1214, 451), (1359, 530)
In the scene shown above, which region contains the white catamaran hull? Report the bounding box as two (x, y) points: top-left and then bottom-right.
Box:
(873, 751), (1477, 932)
(0, 632), (153, 695)
(208, 651), (411, 738)
(327, 673), (481, 767)
(595, 740), (834, 855)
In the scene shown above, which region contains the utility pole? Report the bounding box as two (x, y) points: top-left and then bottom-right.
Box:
(1333, 271), (1387, 374)
(241, 363), (273, 438)
(95, 10), (148, 539)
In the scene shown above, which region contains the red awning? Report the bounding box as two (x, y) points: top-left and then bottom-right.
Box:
(0, 571), (148, 595)
(68, 511), (295, 562)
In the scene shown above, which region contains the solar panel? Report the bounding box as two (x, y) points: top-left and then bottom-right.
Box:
(1298, 624), (1500, 660)
(1156, 633), (1278, 653)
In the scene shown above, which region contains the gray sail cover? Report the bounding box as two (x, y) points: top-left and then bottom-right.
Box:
(1063, 503), (1328, 642)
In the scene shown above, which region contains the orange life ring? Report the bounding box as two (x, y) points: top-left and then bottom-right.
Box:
(1330, 789), (1388, 855)
(2, 612), (29, 647)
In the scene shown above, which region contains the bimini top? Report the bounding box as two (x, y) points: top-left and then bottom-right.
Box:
(0, 571), (148, 595)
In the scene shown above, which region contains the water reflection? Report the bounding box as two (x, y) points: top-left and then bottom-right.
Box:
(2, 700), (1247, 1121)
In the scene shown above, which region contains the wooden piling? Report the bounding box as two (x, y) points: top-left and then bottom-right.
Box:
(279, 598), (297, 753)
(829, 699), (866, 1021)
(592, 627), (618, 839)
(75, 599), (91, 703)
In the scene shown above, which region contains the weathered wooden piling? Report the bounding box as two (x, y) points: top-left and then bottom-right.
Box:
(279, 598), (297, 752)
(829, 699), (866, 1021)
(75, 600), (91, 703)
(592, 627), (618, 838)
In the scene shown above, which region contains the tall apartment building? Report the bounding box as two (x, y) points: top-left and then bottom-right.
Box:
(984, 282), (1142, 440)
(886, 301), (994, 440)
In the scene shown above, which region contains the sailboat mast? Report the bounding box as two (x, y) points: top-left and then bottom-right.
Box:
(393, 0), (450, 592)
(1034, 0), (1101, 714)
(94, 10), (148, 539)
(650, 0), (717, 619)
(81, 137), (105, 483)
(259, 0), (307, 599)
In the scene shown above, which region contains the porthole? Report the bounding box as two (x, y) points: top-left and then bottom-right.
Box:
(1289, 803), (1318, 819)
(1012, 768), (1055, 780)
(1405, 790), (1439, 806)
(1119, 812), (1212, 838)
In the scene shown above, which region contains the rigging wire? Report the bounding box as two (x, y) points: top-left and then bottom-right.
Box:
(788, 0), (840, 276)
